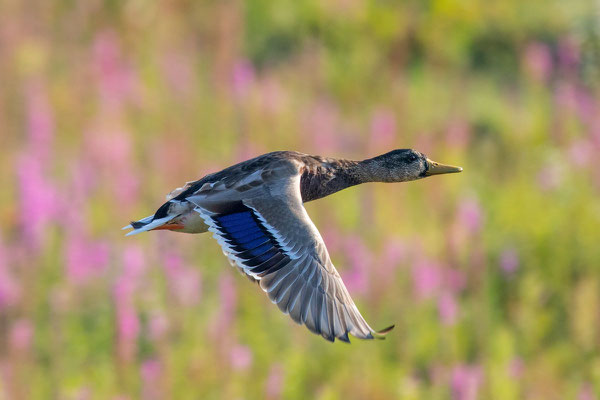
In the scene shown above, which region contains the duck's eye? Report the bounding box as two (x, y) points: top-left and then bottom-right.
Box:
(407, 154), (418, 162)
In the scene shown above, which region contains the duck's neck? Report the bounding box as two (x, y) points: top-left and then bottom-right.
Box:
(299, 157), (380, 202)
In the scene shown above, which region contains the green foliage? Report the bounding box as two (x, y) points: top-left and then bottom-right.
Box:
(1, 0), (599, 398)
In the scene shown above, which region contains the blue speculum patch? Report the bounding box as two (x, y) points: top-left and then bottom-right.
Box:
(216, 211), (279, 263)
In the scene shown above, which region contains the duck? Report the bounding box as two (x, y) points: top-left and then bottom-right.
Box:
(123, 149), (462, 342)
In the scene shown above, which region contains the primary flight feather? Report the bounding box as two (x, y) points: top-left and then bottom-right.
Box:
(123, 150), (462, 342)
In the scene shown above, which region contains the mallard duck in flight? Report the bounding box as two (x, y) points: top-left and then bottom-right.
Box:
(124, 150), (462, 342)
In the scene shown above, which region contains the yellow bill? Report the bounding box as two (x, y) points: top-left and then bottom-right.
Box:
(425, 159), (463, 176)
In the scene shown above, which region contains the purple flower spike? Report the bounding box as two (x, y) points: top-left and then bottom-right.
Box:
(537, 162), (563, 191)
(451, 364), (483, 400)
(9, 319), (34, 352)
(445, 119), (471, 150)
(524, 42), (552, 82)
(499, 248), (519, 276)
(116, 306), (139, 362)
(508, 357), (524, 379)
(0, 238), (20, 310)
(17, 83), (58, 246)
(568, 140), (593, 168)
(141, 359), (163, 399)
(457, 197), (483, 234)
(558, 37), (581, 71)
(230, 344), (253, 371)
(26, 81), (54, 162)
(161, 51), (195, 97)
(149, 313), (169, 341)
(438, 291), (458, 326)
(232, 60), (255, 100)
(216, 272), (237, 332)
(17, 153), (59, 249)
(163, 252), (202, 306)
(65, 236), (110, 284)
(412, 259), (443, 300)
(93, 30), (140, 110)
(578, 383), (596, 400)
(369, 109), (396, 150)
(341, 235), (371, 295)
(265, 363), (284, 399)
(113, 245), (147, 361)
(376, 237), (407, 279)
(303, 100), (340, 153)
(123, 245), (146, 277)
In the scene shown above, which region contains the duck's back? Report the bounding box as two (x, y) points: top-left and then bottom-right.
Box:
(170, 151), (311, 201)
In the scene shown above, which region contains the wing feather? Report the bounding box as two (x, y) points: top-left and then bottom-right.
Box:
(188, 174), (393, 342)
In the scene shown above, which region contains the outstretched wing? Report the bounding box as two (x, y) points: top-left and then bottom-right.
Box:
(187, 176), (393, 342)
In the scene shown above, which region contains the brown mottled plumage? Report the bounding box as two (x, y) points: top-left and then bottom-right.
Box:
(124, 150), (462, 342)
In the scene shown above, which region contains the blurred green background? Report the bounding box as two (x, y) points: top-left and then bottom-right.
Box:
(2, 0), (600, 399)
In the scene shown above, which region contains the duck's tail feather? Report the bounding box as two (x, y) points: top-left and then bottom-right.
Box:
(124, 216), (174, 236)
(123, 201), (177, 234)
(124, 199), (195, 236)
(122, 215), (154, 231)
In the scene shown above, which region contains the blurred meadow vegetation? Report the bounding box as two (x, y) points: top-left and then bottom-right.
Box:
(2, 0), (600, 399)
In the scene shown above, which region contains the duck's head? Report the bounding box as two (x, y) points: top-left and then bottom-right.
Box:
(364, 149), (462, 182)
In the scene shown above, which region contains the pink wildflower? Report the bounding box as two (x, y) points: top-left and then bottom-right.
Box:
(231, 60), (255, 100)
(9, 319), (34, 352)
(265, 363), (284, 399)
(499, 248), (519, 276)
(438, 291), (458, 326)
(412, 259), (443, 300)
(451, 364), (483, 400)
(523, 42), (552, 82)
(369, 108), (396, 151)
(230, 345), (253, 371)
